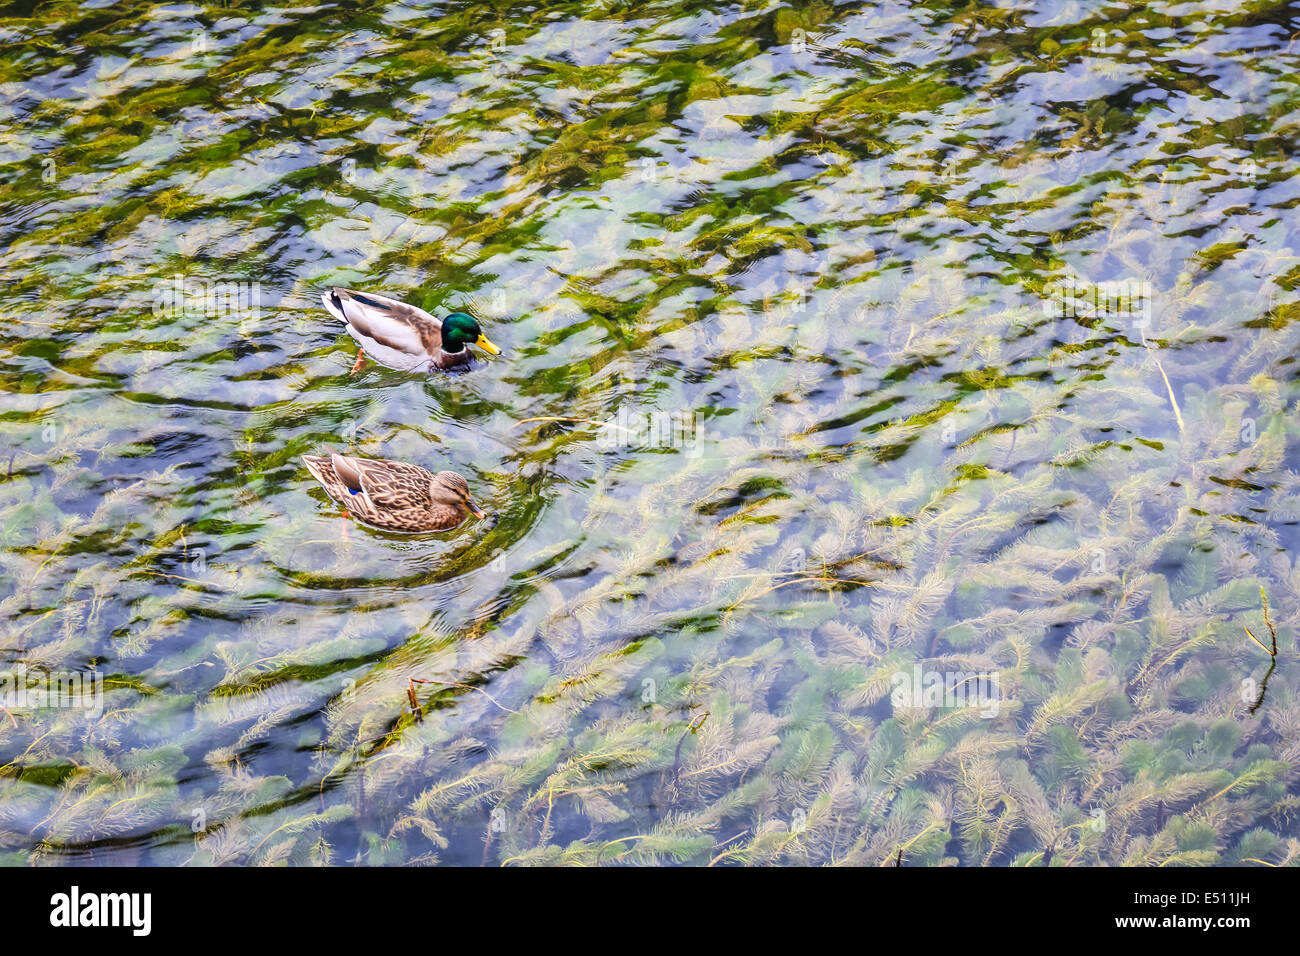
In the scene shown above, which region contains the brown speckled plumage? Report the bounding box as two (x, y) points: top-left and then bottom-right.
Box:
(302, 452), (484, 531)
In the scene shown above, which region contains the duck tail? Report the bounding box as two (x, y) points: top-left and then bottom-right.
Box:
(320, 287), (348, 322)
(302, 454), (333, 487)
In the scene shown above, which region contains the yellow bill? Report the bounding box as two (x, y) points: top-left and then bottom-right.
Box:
(474, 333), (501, 355)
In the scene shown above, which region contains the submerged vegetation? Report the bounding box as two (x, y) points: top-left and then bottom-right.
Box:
(1, 0), (1299, 865)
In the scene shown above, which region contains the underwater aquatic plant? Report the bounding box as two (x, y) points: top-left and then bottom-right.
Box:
(0, 0), (1298, 868)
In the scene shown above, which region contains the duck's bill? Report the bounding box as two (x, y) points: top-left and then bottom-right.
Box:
(467, 501), (486, 519)
(474, 333), (502, 355)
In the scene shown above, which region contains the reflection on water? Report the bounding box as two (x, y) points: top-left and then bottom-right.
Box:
(1, 0), (1299, 866)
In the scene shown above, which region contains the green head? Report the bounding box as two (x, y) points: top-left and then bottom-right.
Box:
(440, 312), (501, 355)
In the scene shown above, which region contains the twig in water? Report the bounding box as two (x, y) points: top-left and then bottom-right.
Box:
(511, 416), (631, 433)
(1250, 587), (1278, 656)
(1248, 658), (1276, 717)
(707, 829), (751, 866)
(671, 711), (710, 786)
(405, 679), (422, 722)
(1152, 355), (1185, 435)
(409, 677), (519, 714)
(1245, 628), (1272, 656)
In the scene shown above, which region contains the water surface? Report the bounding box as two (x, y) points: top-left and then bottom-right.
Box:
(2, 0), (1299, 865)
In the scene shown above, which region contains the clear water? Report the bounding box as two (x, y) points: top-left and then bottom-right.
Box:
(1, 0), (1298, 865)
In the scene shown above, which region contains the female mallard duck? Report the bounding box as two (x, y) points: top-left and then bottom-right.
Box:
(321, 287), (501, 373)
(302, 451), (486, 532)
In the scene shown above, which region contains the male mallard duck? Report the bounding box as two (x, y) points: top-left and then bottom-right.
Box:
(302, 451), (486, 532)
(321, 287), (501, 373)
